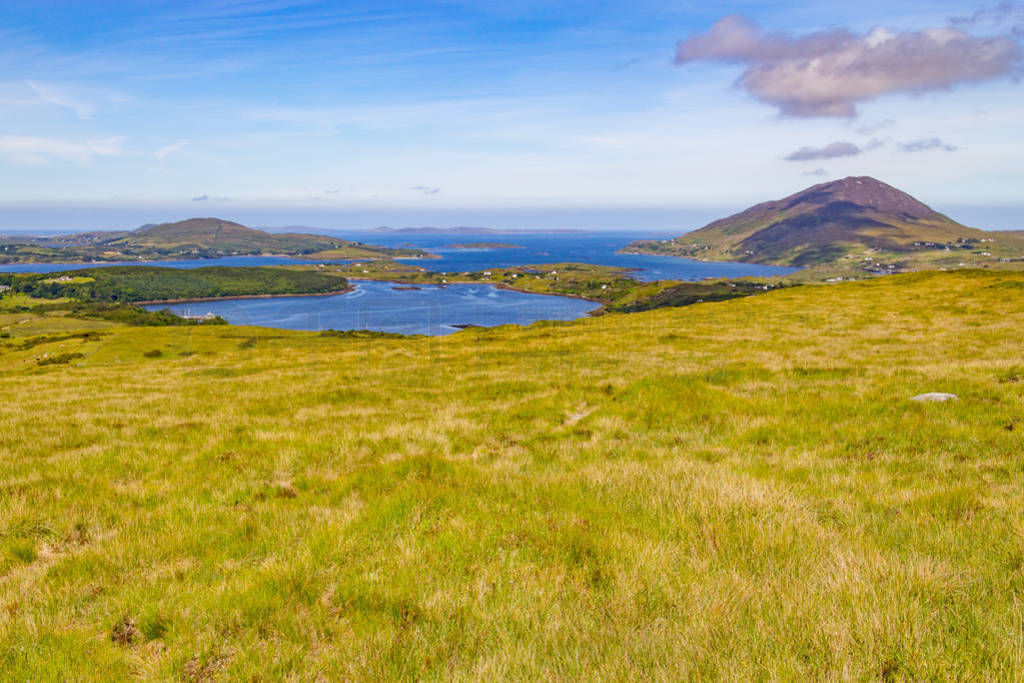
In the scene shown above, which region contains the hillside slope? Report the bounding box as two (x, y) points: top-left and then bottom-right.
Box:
(625, 177), (1024, 269)
(2, 270), (1024, 677)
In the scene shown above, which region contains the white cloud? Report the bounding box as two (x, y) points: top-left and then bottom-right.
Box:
(0, 135), (124, 165)
(25, 80), (97, 119)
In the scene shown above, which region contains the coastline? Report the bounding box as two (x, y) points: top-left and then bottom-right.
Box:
(492, 281), (606, 306)
(616, 246), (730, 263)
(70, 277), (607, 309)
(136, 285), (355, 306)
(346, 276), (607, 306)
(293, 253), (441, 261)
(140, 279), (605, 328)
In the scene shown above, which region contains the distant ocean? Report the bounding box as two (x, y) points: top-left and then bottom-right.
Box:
(8, 231), (797, 334)
(0, 231), (796, 281)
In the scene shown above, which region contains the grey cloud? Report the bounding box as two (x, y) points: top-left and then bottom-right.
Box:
(804, 168), (829, 177)
(785, 141), (861, 161)
(411, 185), (441, 195)
(191, 194), (231, 202)
(899, 137), (958, 152)
(675, 15), (1021, 117)
(192, 194), (208, 202)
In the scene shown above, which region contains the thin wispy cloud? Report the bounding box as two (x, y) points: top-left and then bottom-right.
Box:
(411, 185), (441, 195)
(950, 1), (1024, 35)
(785, 142), (861, 162)
(900, 137), (958, 153)
(25, 80), (96, 119)
(675, 15), (1021, 117)
(155, 139), (190, 161)
(855, 119), (895, 136)
(0, 135), (123, 165)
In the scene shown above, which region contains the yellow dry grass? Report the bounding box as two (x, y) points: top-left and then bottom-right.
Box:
(1, 269), (1023, 678)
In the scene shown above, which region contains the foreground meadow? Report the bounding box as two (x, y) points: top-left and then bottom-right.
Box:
(2, 270), (1024, 678)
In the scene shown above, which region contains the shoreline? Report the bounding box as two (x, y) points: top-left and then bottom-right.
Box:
(492, 281), (606, 307)
(294, 253), (441, 261)
(346, 276), (606, 305)
(139, 279), (606, 329)
(1, 252), (306, 268)
(136, 285), (355, 306)
(139, 278), (608, 312)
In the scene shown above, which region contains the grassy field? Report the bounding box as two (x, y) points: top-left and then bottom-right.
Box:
(2, 270), (1024, 678)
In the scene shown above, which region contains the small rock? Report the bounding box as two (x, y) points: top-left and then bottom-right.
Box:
(910, 392), (958, 403)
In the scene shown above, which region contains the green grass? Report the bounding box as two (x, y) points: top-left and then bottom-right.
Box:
(1, 270), (1024, 678)
(0, 293), (74, 310)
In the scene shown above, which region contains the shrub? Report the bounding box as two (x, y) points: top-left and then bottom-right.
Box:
(37, 352), (84, 366)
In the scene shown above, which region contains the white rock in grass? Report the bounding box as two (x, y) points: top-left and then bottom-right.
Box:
(910, 392), (958, 403)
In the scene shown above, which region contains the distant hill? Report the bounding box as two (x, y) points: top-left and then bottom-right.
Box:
(0, 218), (433, 263)
(102, 218), (349, 255)
(45, 230), (133, 246)
(624, 177), (1024, 270)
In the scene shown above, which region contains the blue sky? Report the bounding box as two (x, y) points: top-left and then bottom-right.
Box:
(0, 0), (1022, 231)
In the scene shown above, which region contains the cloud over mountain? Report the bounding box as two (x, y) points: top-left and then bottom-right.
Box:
(675, 15), (1021, 117)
